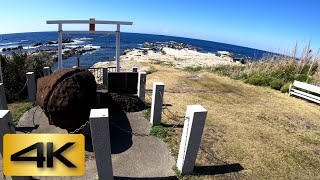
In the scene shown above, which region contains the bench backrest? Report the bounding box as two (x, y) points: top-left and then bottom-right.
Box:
(293, 80), (320, 94)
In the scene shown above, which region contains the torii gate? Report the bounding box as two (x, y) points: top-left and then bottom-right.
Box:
(47, 19), (133, 72)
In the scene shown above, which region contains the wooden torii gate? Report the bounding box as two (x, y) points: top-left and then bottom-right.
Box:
(47, 19), (133, 72)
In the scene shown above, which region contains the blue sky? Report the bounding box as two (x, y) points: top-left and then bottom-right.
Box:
(0, 0), (319, 52)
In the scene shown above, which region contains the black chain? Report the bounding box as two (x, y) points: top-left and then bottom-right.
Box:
(110, 122), (149, 137)
(69, 121), (90, 134)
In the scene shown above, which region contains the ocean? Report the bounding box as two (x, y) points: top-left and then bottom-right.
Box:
(0, 32), (270, 70)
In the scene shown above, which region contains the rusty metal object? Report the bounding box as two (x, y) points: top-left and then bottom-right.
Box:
(37, 68), (96, 132)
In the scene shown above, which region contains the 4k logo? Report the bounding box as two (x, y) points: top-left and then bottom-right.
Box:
(3, 134), (84, 176)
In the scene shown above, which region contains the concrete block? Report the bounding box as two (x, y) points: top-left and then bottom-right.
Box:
(0, 83), (8, 110)
(43, 67), (50, 76)
(137, 72), (147, 102)
(90, 109), (113, 180)
(26, 72), (36, 101)
(177, 105), (207, 174)
(150, 82), (164, 125)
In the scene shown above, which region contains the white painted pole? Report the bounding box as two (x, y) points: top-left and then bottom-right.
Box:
(150, 82), (164, 125)
(89, 109), (113, 180)
(43, 67), (50, 76)
(116, 24), (120, 72)
(0, 110), (33, 180)
(0, 83), (8, 110)
(58, 23), (63, 70)
(137, 72), (146, 102)
(177, 105), (207, 175)
(26, 72), (36, 101)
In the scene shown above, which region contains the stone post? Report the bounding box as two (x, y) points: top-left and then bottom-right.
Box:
(0, 110), (33, 180)
(43, 67), (50, 76)
(132, 67), (139, 72)
(0, 83), (8, 110)
(150, 82), (164, 125)
(26, 72), (36, 101)
(176, 105), (207, 174)
(103, 68), (108, 87)
(137, 72), (147, 102)
(90, 109), (113, 180)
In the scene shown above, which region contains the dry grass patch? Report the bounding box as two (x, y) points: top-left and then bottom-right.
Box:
(145, 64), (320, 179)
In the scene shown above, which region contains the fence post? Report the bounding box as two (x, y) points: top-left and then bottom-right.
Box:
(0, 83), (8, 110)
(0, 110), (33, 180)
(90, 109), (113, 180)
(176, 105), (207, 174)
(150, 82), (164, 125)
(26, 72), (36, 101)
(137, 72), (146, 102)
(43, 67), (50, 76)
(103, 68), (108, 87)
(132, 67), (139, 72)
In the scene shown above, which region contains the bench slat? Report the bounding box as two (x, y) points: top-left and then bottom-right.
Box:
(291, 88), (320, 101)
(293, 80), (320, 94)
(290, 91), (320, 104)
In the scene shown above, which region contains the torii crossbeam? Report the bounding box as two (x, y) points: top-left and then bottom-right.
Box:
(47, 19), (133, 72)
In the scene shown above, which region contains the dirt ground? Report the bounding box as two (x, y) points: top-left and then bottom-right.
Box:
(144, 64), (320, 180)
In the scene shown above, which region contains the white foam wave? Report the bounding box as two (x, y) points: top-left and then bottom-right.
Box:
(77, 37), (93, 41)
(83, 44), (101, 50)
(24, 46), (37, 49)
(0, 42), (19, 46)
(20, 40), (28, 42)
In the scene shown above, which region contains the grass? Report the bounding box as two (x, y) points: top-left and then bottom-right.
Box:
(143, 108), (151, 120)
(183, 66), (203, 72)
(145, 64), (320, 179)
(8, 102), (33, 124)
(150, 125), (168, 140)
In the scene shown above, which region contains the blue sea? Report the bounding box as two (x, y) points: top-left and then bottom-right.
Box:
(0, 32), (270, 69)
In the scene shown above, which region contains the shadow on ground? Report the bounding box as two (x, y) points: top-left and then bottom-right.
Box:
(193, 163), (244, 175)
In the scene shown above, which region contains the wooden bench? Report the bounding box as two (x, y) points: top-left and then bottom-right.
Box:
(289, 80), (320, 104)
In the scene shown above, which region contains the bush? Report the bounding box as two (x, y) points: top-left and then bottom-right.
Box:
(270, 79), (285, 90)
(294, 74), (309, 82)
(245, 75), (272, 86)
(0, 53), (51, 102)
(280, 82), (292, 93)
(183, 66), (202, 72)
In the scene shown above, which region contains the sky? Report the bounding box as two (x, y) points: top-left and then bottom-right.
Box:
(0, 0), (319, 53)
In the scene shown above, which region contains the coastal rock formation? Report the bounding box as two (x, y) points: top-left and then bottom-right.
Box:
(2, 45), (23, 52)
(32, 39), (74, 47)
(36, 68), (97, 132)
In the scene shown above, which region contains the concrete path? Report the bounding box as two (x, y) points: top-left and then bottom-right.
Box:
(1, 107), (176, 180)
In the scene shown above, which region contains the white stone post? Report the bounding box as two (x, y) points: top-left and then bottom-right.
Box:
(0, 83), (8, 110)
(26, 72), (36, 101)
(0, 110), (33, 180)
(137, 72), (146, 102)
(116, 24), (120, 72)
(103, 68), (108, 87)
(58, 23), (63, 70)
(132, 67), (139, 72)
(90, 109), (113, 180)
(43, 67), (50, 76)
(177, 105), (207, 175)
(150, 82), (164, 125)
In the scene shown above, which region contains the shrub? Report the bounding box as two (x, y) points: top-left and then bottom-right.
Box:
(245, 75), (271, 86)
(270, 79), (285, 90)
(294, 74), (309, 82)
(280, 82), (292, 93)
(12, 102), (33, 124)
(0, 53), (51, 102)
(183, 66), (202, 72)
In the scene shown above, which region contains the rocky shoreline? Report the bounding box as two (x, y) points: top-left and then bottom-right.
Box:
(93, 41), (246, 73)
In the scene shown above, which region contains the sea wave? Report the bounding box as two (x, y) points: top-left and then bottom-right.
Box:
(23, 46), (37, 49)
(20, 40), (28, 42)
(83, 44), (101, 49)
(0, 41), (19, 46)
(77, 37), (93, 41)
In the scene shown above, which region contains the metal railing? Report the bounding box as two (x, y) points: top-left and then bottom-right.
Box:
(88, 68), (103, 79)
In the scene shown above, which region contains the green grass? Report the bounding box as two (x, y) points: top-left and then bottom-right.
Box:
(146, 66), (158, 74)
(183, 66), (202, 72)
(150, 125), (168, 139)
(11, 102), (33, 124)
(143, 108), (151, 120)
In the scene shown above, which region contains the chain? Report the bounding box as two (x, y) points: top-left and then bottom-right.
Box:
(110, 122), (149, 137)
(12, 80), (28, 96)
(69, 120), (90, 134)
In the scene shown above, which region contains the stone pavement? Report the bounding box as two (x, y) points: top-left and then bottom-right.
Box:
(0, 107), (176, 180)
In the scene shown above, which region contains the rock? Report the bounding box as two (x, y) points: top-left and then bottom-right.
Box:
(143, 42), (150, 46)
(62, 39), (74, 43)
(123, 49), (132, 55)
(36, 68), (97, 132)
(33, 42), (43, 47)
(217, 51), (235, 58)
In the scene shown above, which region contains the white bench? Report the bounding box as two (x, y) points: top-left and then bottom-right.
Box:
(289, 80), (320, 104)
